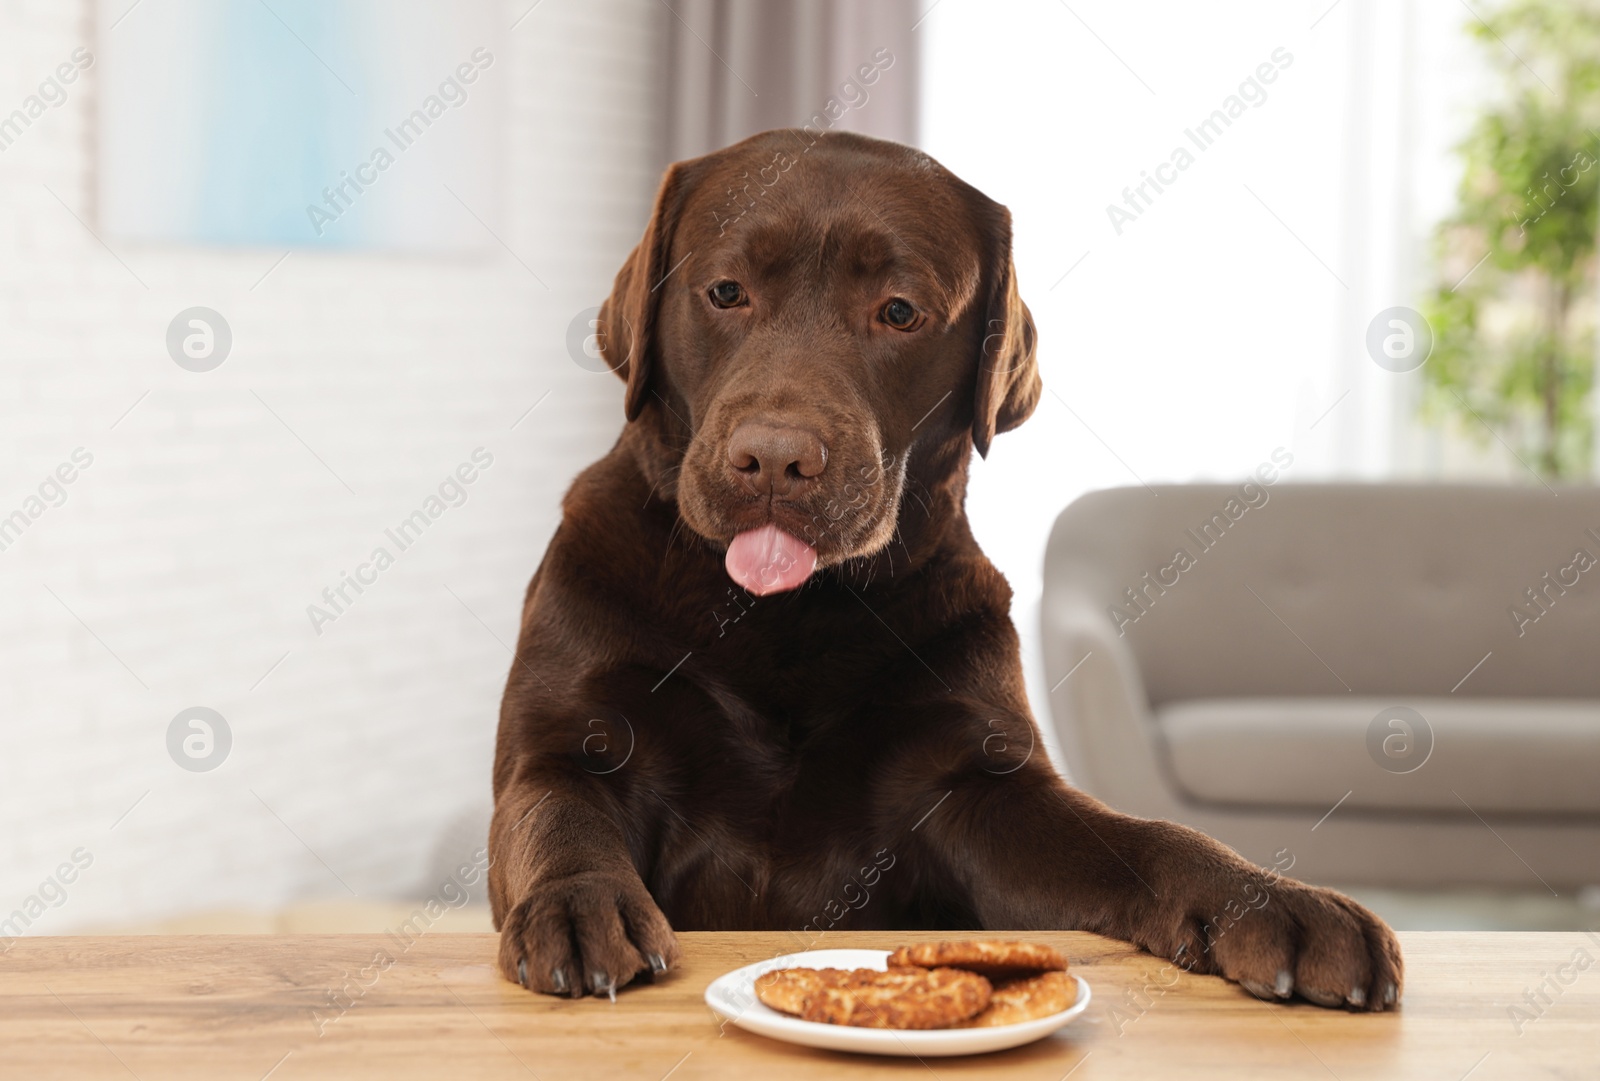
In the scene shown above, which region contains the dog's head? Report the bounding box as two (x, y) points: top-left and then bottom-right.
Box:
(596, 130), (1039, 595)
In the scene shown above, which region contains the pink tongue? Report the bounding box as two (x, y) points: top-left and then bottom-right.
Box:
(725, 525), (818, 595)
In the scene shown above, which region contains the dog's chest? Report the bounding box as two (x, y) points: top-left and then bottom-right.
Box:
(638, 712), (928, 929)
(633, 582), (966, 927)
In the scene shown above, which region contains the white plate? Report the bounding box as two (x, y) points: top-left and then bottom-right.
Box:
(704, 948), (1091, 1057)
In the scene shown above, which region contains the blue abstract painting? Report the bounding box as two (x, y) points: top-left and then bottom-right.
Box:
(99, 0), (501, 250)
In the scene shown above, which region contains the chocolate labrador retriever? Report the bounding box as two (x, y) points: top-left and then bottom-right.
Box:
(489, 129), (1402, 1010)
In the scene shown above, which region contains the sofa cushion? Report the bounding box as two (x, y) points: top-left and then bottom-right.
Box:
(1157, 697), (1600, 815)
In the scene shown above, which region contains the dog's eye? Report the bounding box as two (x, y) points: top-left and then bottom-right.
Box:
(881, 298), (918, 330)
(709, 281), (747, 308)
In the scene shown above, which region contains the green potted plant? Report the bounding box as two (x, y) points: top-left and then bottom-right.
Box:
(1422, 0), (1600, 480)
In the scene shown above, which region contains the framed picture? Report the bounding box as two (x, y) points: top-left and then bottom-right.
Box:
(97, 0), (502, 250)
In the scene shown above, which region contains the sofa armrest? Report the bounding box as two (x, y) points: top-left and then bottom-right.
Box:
(1039, 584), (1181, 818)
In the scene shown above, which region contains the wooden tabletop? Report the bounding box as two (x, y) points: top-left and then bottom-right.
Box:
(2, 931), (1595, 1079)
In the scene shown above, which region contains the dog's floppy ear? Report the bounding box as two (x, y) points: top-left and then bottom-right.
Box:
(971, 206), (1040, 458)
(598, 162), (694, 422)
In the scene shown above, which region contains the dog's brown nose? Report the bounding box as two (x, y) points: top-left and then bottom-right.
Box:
(727, 421), (827, 496)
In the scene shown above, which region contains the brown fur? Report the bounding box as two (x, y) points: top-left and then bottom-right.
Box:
(488, 129), (1402, 1011)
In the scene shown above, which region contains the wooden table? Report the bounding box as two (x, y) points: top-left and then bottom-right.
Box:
(3, 931), (1595, 1078)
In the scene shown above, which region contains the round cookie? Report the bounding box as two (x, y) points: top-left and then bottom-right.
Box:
(958, 970), (1078, 1027)
(754, 965), (992, 1029)
(888, 939), (1068, 981)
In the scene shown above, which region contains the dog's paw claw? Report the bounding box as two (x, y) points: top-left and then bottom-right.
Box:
(589, 971), (618, 1003)
(1240, 979), (1276, 1000)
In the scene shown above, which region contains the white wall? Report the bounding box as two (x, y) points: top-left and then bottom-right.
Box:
(0, 0), (662, 932)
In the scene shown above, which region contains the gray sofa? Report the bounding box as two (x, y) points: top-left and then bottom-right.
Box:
(1040, 483), (1600, 888)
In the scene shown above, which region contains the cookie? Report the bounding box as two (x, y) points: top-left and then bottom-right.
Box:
(957, 969), (1078, 1027)
(752, 966), (845, 1017)
(888, 939), (1068, 981)
(754, 965), (992, 1029)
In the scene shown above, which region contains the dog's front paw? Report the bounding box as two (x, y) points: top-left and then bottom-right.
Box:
(1155, 876), (1403, 1012)
(497, 871), (680, 998)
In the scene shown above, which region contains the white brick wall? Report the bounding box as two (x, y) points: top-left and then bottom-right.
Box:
(0, 0), (665, 932)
